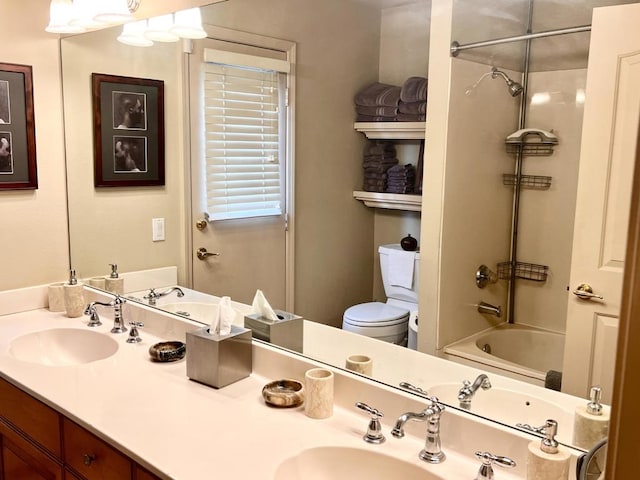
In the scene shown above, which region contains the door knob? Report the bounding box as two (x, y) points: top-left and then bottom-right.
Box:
(572, 283), (604, 301)
(195, 219), (207, 230)
(195, 212), (210, 231)
(196, 247), (220, 261)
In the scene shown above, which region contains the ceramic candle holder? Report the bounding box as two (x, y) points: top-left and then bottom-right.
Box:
(63, 283), (85, 318)
(345, 354), (373, 376)
(47, 282), (66, 312)
(88, 277), (107, 289)
(304, 368), (334, 419)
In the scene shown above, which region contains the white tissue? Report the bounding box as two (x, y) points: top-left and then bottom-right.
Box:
(209, 296), (235, 335)
(218, 296), (235, 335)
(252, 289), (279, 321)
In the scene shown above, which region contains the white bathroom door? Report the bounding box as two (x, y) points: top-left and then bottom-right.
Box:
(562, 3), (640, 403)
(187, 37), (288, 309)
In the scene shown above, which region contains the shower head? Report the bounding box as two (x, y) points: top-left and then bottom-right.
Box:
(490, 67), (524, 97)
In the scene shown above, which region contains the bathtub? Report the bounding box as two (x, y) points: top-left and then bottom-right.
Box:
(442, 323), (565, 387)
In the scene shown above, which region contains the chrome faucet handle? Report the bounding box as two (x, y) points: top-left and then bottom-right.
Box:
(474, 451), (516, 480)
(399, 381), (429, 397)
(143, 288), (159, 305)
(83, 303), (102, 327)
(126, 322), (144, 343)
(355, 402), (385, 444)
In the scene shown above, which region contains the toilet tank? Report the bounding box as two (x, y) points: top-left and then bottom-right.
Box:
(378, 244), (420, 303)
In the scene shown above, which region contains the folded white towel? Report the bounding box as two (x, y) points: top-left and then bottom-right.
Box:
(388, 249), (416, 289)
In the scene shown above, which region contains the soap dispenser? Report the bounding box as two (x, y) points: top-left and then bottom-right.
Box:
(63, 269), (85, 318)
(526, 419), (570, 480)
(573, 386), (609, 450)
(105, 263), (124, 295)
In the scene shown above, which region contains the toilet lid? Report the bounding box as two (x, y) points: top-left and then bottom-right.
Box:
(343, 302), (409, 327)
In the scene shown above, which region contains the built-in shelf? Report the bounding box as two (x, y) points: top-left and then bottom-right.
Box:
(353, 122), (426, 140)
(353, 191), (422, 211)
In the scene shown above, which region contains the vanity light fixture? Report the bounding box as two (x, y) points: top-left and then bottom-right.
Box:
(116, 20), (153, 47)
(116, 8), (207, 47)
(45, 0), (85, 34)
(170, 8), (207, 39)
(144, 14), (180, 43)
(45, 0), (141, 34)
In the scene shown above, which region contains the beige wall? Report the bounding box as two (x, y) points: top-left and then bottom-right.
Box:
(63, 29), (185, 283)
(0, 0), (70, 290)
(197, 0), (382, 327)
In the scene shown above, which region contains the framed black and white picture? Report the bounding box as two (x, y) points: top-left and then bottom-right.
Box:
(0, 62), (37, 190)
(92, 73), (164, 187)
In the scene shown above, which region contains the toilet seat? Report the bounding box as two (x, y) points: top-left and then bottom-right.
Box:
(343, 302), (409, 327)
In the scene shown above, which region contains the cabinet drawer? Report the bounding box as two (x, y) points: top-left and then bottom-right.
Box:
(134, 465), (163, 480)
(62, 418), (132, 480)
(0, 421), (63, 480)
(0, 377), (61, 457)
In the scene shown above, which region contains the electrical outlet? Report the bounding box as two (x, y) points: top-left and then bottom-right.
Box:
(152, 218), (165, 242)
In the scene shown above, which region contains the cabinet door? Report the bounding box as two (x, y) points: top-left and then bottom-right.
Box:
(135, 465), (163, 480)
(1, 434), (63, 480)
(62, 418), (132, 480)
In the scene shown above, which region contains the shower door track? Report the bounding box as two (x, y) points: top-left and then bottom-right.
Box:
(450, 24), (591, 57)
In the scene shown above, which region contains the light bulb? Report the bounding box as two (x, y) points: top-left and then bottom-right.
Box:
(117, 20), (153, 47)
(45, 0), (85, 34)
(93, 0), (134, 24)
(144, 14), (179, 42)
(170, 8), (207, 39)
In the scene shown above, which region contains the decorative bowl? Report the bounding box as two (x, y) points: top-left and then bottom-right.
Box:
(262, 379), (304, 407)
(149, 341), (186, 362)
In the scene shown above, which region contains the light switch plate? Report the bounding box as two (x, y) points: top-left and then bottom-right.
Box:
(152, 218), (165, 242)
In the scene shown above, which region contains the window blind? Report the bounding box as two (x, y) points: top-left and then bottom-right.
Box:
(203, 61), (285, 221)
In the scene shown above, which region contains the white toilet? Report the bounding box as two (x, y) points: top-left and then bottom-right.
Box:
(342, 244), (420, 345)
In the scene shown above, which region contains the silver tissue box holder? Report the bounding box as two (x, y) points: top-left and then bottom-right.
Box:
(186, 325), (252, 389)
(244, 310), (303, 353)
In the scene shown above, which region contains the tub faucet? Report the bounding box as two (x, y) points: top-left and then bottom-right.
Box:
(143, 287), (185, 305)
(477, 301), (502, 318)
(391, 397), (446, 463)
(458, 374), (491, 409)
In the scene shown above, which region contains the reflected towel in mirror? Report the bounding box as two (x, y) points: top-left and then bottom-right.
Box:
(388, 250), (416, 289)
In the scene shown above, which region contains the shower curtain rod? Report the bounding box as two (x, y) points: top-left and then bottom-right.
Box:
(450, 24), (591, 56)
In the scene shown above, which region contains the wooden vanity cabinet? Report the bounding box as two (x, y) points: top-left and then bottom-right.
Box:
(0, 378), (162, 480)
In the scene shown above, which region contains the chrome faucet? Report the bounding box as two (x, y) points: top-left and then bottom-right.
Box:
(391, 397), (446, 463)
(477, 301), (502, 317)
(83, 295), (127, 333)
(458, 374), (491, 409)
(143, 287), (185, 305)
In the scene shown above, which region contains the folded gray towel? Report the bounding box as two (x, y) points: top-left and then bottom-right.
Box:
(364, 141), (396, 157)
(363, 185), (386, 192)
(398, 101), (426, 115)
(400, 77), (428, 103)
(544, 370), (562, 391)
(356, 114), (396, 122)
(355, 82), (401, 107)
(356, 105), (398, 117)
(397, 112), (426, 122)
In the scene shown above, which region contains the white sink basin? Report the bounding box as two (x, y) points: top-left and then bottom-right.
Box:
(429, 384), (573, 440)
(161, 302), (245, 326)
(9, 328), (119, 366)
(274, 447), (441, 480)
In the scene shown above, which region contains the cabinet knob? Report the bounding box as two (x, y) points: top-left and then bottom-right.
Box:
(83, 453), (96, 466)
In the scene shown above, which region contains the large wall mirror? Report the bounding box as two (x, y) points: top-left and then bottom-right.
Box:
(62, 0), (638, 452)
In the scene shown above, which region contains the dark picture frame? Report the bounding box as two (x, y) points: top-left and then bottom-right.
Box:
(0, 62), (37, 190)
(92, 73), (164, 187)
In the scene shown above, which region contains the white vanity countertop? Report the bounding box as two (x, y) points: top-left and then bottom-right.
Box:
(0, 308), (531, 480)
